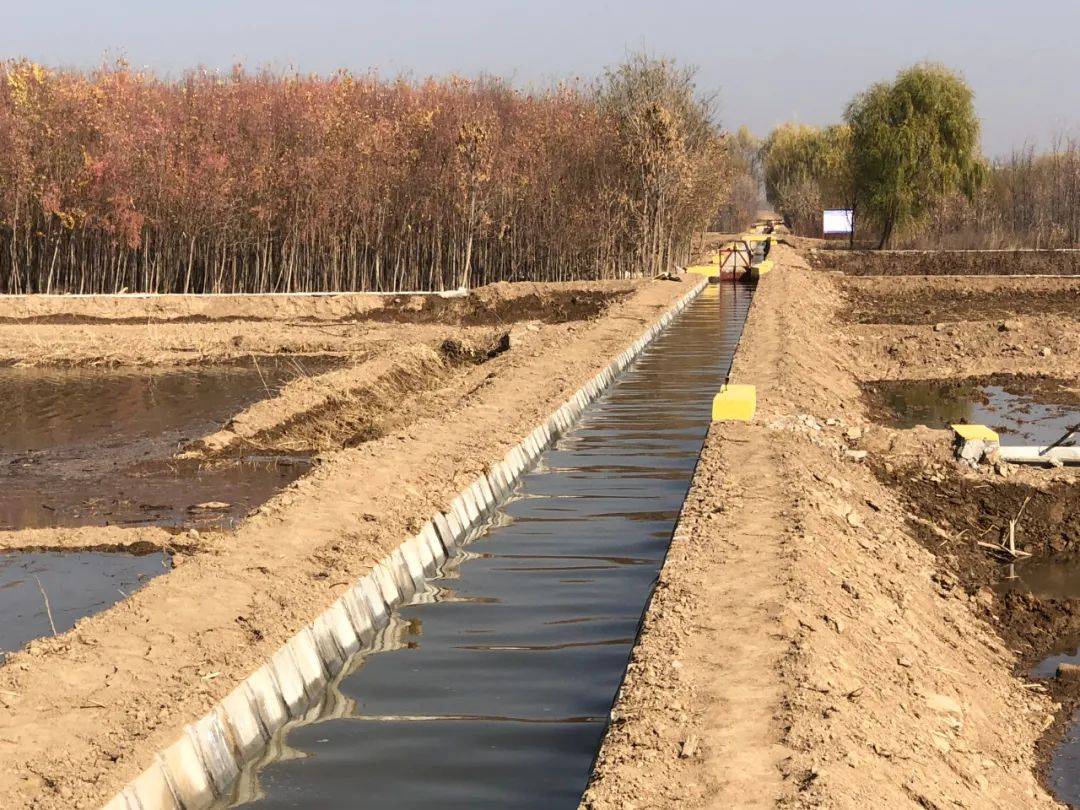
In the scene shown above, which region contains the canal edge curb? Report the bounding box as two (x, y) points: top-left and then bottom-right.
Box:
(101, 276), (710, 810)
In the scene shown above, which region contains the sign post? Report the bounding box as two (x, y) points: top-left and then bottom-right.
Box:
(822, 209), (854, 237)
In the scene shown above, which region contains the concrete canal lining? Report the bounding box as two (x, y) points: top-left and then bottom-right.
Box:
(104, 276), (756, 810)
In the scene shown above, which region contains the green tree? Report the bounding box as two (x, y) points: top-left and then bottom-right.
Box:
(761, 122), (852, 235)
(845, 63), (985, 248)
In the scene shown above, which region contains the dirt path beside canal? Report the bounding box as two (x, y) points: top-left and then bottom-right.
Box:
(584, 246), (1061, 809)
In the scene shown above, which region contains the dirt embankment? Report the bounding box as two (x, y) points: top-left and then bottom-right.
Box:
(584, 246), (1059, 808)
(842, 275), (1080, 325)
(0, 276), (694, 809)
(189, 331), (512, 457)
(0, 282), (621, 368)
(810, 248), (1080, 276)
(835, 277), (1080, 384)
(0, 282), (631, 325)
(0, 526), (196, 555)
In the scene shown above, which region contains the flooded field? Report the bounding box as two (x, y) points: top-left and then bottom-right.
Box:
(0, 550), (167, 658)
(0, 358), (331, 529)
(1028, 632), (1080, 808)
(867, 377), (1080, 445)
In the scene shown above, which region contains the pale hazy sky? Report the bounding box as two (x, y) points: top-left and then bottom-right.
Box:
(5, 0), (1077, 156)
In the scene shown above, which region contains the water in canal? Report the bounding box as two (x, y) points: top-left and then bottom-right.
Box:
(232, 282), (755, 809)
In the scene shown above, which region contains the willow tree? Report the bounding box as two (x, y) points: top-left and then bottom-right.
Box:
(845, 63), (985, 248)
(761, 122), (852, 235)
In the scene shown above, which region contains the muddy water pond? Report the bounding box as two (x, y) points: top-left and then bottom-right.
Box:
(0, 550), (167, 659)
(1050, 722), (1080, 809)
(0, 358), (330, 529)
(1008, 550), (1080, 808)
(1031, 631), (1080, 808)
(869, 378), (1080, 446)
(995, 537), (1080, 805)
(999, 559), (1080, 604)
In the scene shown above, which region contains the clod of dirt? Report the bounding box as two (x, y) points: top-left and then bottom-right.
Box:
(1057, 663), (1080, 684)
(438, 332), (511, 365)
(679, 735), (699, 758)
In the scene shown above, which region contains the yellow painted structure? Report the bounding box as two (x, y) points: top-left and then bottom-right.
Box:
(952, 424), (1000, 443)
(747, 258), (774, 278)
(712, 384), (757, 422)
(686, 249), (725, 279)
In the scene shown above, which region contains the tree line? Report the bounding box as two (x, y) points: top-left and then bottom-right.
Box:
(0, 55), (750, 294)
(909, 139), (1080, 249)
(762, 63), (985, 248)
(762, 62), (1080, 250)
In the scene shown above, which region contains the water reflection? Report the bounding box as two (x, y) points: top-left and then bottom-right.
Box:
(0, 551), (168, 658)
(0, 358), (330, 529)
(874, 380), (1080, 446)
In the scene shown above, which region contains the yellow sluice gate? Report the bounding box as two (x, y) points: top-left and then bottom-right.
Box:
(712, 384), (756, 422)
(747, 258), (774, 278)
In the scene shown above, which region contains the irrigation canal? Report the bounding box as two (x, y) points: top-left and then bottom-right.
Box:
(230, 281), (756, 808)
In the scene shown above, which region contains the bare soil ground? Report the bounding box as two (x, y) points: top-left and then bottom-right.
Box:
(585, 246), (1070, 808)
(810, 248), (1080, 276)
(0, 281), (612, 367)
(839, 278), (1080, 384)
(6, 246), (1079, 808)
(842, 275), (1080, 325)
(0, 277), (694, 809)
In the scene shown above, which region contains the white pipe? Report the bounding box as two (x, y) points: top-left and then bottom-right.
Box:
(998, 445), (1080, 465)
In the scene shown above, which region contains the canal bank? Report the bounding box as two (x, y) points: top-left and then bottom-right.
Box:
(0, 278), (700, 810)
(583, 245), (1058, 809)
